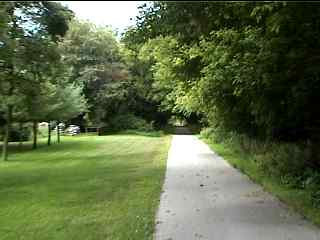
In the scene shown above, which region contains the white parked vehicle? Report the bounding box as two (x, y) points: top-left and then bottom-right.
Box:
(64, 125), (81, 136)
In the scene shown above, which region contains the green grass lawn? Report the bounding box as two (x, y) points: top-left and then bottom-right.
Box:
(0, 133), (171, 240)
(201, 137), (320, 227)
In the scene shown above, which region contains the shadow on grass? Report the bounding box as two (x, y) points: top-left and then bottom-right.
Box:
(0, 141), (81, 158)
(100, 130), (165, 138)
(0, 151), (165, 208)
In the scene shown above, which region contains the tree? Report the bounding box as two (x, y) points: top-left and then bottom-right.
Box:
(125, 2), (320, 141)
(53, 83), (87, 143)
(60, 20), (132, 127)
(0, 1), (73, 160)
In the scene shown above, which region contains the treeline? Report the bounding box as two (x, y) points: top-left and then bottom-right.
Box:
(0, 2), (88, 160)
(123, 2), (320, 141)
(0, 2), (127, 160)
(0, 2), (171, 161)
(61, 20), (170, 132)
(122, 2), (320, 190)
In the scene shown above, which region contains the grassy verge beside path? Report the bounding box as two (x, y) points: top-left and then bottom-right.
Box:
(200, 136), (320, 227)
(0, 133), (171, 240)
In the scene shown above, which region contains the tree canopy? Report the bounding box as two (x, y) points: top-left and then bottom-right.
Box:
(122, 2), (320, 142)
(0, 2), (85, 160)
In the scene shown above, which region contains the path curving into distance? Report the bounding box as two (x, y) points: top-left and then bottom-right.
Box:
(155, 135), (320, 240)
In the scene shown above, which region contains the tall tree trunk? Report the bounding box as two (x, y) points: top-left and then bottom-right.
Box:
(19, 122), (23, 148)
(32, 121), (38, 149)
(47, 121), (51, 146)
(57, 121), (60, 143)
(2, 105), (12, 161)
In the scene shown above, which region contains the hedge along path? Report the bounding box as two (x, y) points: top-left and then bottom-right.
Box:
(155, 135), (320, 240)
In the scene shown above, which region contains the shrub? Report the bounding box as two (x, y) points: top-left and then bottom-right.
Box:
(0, 124), (31, 142)
(311, 189), (320, 208)
(200, 127), (227, 143)
(100, 113), (154, 134)
(201, 126), (320, 218)
(200, 127), (315, 186)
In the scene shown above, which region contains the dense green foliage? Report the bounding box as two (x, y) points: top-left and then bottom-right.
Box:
(123, 2), (320, 163)
(0, 134), (171, 240)
(59, 19), (170, 131)
(0, 2), (87, 159)
(60, 20), (126, 126)
(124, 2), (320, 140)
(1, 1), (171, 160)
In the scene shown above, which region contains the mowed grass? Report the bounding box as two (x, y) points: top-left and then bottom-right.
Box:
(201, 137), (320, 227)
(0, 134), (171, 240)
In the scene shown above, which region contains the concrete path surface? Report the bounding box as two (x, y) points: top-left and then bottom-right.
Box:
(155, 135), (320, 240)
